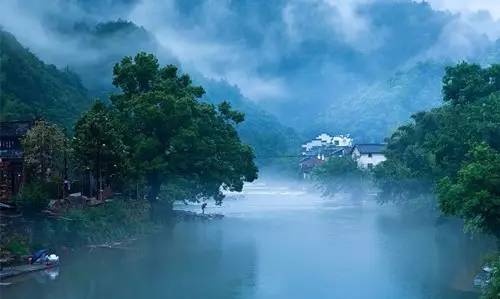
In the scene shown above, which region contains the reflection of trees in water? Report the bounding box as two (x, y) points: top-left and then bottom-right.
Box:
(375, 209), (496, 299)
(2, 220), (258, 299)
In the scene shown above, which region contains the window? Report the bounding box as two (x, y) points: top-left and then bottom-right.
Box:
(368, 153), (372, 158)
(367, 163), (374, 169)
(334, 140), (339, 145)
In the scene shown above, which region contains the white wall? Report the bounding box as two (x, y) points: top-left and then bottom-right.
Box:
(331, 135), (353, 147)
(352, 148), (386, 169)
(302, 139), (323, 151)
(302, 133), (353, 152)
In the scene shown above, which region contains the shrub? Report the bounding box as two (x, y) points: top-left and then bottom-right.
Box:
(482, 254), (500, 299)
(48, 199), (152, 246)
(3, 235), (30, 256)
(14, 181), (50, 212)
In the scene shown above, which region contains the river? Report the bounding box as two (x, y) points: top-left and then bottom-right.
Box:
(1, 180), (495, 299)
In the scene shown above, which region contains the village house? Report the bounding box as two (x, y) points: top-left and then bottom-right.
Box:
(301, 133), (353, 153)
(351, 144), (386, 169)
(0, 121), (33, 202)
(299, 155), (325, 179)
(300, 133), (354, 178)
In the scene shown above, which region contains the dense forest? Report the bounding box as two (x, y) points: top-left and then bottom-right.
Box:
(0, 30), (90, 128)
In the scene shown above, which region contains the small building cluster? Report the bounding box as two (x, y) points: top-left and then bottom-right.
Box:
(299, 133), (386, 178)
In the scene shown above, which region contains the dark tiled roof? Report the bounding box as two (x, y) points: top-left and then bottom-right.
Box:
(0, 121), (33, 138)
(354, 144), (385, 154)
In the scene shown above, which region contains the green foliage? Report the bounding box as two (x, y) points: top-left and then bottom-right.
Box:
(73, 101), (128, 190)
(375, 62), (500, 235)
(14, 180), (50, 212)
(107, 52), (257, 203)
(199, 78), (301, 169)
(437, 143), (500, 237)
(2, 235), (30, 256)
(312, 157), (366, 196)
(443, 62), (500, 105)
(46, 199), (151, 246)
(0, 30), (89, 127)
(62, 20), (157, 98)
(22, 120), (68, 182)
(482, 255), (500, 299)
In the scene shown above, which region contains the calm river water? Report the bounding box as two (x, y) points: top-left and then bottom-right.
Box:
(1, 180), (495, 299)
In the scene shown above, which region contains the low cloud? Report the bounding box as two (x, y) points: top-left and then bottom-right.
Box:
(2, 0), (500, 124)
(426, 0), (500, 20)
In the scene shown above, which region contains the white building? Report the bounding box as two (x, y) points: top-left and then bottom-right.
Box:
(331, 135), (353, 147)
(351, 144), (386, 169)
(302, 133), (353, 153)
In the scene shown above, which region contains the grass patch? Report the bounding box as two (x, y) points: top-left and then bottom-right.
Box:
(39, 199), (153, 247)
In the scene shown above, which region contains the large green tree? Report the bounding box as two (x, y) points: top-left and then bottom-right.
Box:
(73, 101), (127, 196)
(22, 120), (68, 182)
(438, 143), (500, 237)
(110, 52), (258, 203)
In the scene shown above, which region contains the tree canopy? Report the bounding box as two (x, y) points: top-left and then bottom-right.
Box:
(374, 62), (500, 235)
(98, 52), (258, 203)
(73, 101), (128, 194)
(22, 120), (68, 182)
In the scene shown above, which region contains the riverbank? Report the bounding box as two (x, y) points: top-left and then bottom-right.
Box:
(0, 198), (153, 269)
(0, 199), (225, 283)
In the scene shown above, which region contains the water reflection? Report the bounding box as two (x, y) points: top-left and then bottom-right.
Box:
(1, 180), (495, 299)
(1, 221), (258, 299)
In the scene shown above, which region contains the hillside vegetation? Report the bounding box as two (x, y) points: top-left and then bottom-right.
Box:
(0, 30), (89, 127)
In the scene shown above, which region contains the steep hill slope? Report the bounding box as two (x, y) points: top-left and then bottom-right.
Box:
(0, 30), (89, 127)
(317, 62), (444, 142)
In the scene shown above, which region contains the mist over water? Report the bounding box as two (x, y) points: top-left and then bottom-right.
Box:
(1, 179), (495, 299)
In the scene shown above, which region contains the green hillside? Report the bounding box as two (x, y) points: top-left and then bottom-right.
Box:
(0, 30), (90, 127)
(317, 62), (444, 142)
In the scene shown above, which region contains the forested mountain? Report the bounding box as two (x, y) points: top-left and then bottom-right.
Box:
(0, 27), (299, 163)
(316, 62), (445, 141)
(52, 19), (161, 98)
(315, 37), (500, 142)
(0, 30), (89, 127)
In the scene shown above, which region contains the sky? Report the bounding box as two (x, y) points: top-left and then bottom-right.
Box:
(427, 0), (500, 19)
